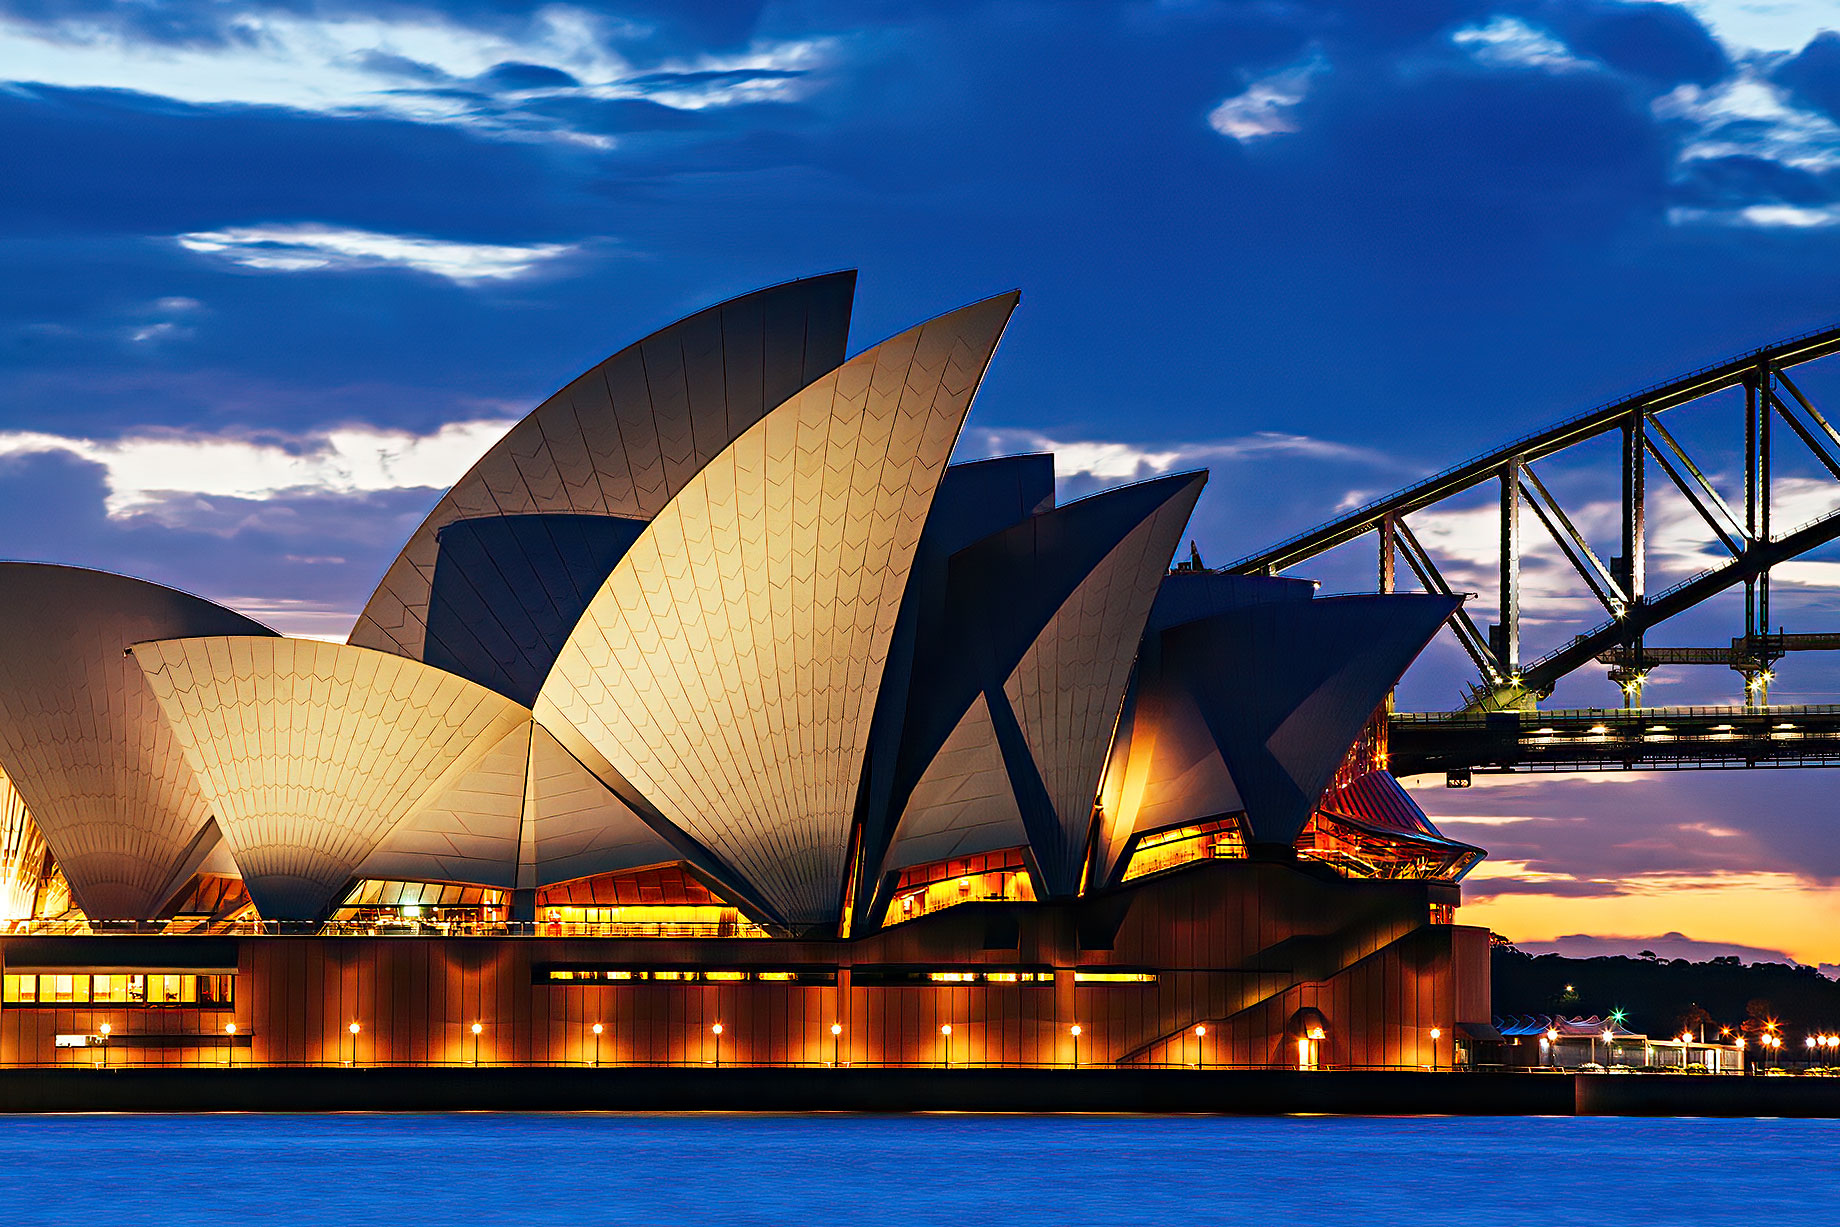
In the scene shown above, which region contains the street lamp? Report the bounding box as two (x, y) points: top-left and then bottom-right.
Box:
(225, 1022), (237, 1068)
(711, 1022), (723, 1068)
(940, 1023), (952, 1069)
(1070, 1024), (1082, 1069)
(471, 1021), (483, 1067)
(347, 1021), (360, 1067)
(1428, 1027), (1442, 1071)
(1194, 1023), (1207, 1070)
(591, 1022), (603, 1068)
(1601, 1029), (1614, 1068)
(1546, 1027), (1560, 1070)
(98, 1022), (110, 1069)
(830, 1022), (843, 1068)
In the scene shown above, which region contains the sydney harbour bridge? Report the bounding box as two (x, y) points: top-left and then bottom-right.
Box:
(1225, 323), (1840, 784)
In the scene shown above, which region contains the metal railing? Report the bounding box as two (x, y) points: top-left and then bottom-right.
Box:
(0, 1055), (1749, 1072)
(8, 919), (778, 940)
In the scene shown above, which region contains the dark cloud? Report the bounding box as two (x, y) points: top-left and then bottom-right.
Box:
(1774, 29), (1840, 122)
(1542, 1), (1728, 86)
(478, 61), (580, 91)
(1670, 154), (1837, 209)
(1467, 876), (1632, 899)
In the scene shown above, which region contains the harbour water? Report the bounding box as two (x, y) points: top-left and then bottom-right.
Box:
(1, 1112), (1830, 1224)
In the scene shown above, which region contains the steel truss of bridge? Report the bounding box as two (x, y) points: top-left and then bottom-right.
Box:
(1388, 705), (1840, 780)
(1227, 320), (1840, 715)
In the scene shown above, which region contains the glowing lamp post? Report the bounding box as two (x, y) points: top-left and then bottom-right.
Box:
(97, 1022), (110, 1069)
(1680, 1031), (1694, 1070)
(712, 1022), (723, 1068)
(1429, 1027), (1442, 1071)
(830, 1022), (843, 1068)
(1601, 1029), (1614, 1068)
(471, 1021), (483, 1067)
(347, 1021), (360, 1067)
(224, 1022), (237, 1068)
(940, 1024), (952, 1069)
(592, 1022), (603, 1068)
(1194, 1023), (1207, 1070)
(1070, 1024), (1082, 1069)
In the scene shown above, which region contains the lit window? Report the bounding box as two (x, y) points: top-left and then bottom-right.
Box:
(1074, 971), (1158, 984)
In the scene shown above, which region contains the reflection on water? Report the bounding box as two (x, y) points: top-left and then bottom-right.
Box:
(0, 1113), (1833, 1226)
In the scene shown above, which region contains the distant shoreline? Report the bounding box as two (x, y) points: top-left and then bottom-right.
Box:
(2, 1067), (1837, 1117)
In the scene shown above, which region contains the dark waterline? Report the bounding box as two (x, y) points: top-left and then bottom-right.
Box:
(1, 1113), (1832, 1225)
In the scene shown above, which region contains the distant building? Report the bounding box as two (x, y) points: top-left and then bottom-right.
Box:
(0, 275), (1489, 1069)
(1496, 1015), (1744, 1072)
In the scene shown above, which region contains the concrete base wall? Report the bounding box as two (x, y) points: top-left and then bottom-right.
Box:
(0, 861), (1492, 1072)
(0, 1069), (1827, 1116)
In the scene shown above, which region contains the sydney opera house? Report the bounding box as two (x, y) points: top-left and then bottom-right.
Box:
(0, 273), (1490, 1070)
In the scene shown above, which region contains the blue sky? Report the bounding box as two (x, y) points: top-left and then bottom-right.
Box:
(5, 0), (1840, 962)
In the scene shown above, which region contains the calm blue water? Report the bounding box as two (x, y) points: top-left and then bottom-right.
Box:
(0, 1114), (1829, 1225)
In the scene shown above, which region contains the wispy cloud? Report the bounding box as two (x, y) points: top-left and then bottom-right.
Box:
(0, 6), (829, 145)
(175, 225), (576, 282)
(0, 419), (515, 522)
(1669, 202), (1840, 227)
(1655, 71), (1840, 179)
(1451, 16), (1592, 73)
(962, 427), (1398, 484)
(1207, 53), (1326, 143)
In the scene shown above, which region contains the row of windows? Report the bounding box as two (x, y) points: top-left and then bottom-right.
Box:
(3, 973), (235, 1008)
(538, 968), (1160, 987)
(540, 969), (838, 985)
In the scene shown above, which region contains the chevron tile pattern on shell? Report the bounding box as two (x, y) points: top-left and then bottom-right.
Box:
(537, 294), (1017, 925)
(132, 637), (531, 919)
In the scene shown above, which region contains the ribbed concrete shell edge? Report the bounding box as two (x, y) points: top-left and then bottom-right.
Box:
(0, 564), (276, 919)
(348, 271), (857, 666)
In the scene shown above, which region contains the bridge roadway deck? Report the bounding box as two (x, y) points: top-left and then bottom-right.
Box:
(1389, 705), (1840, 778)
